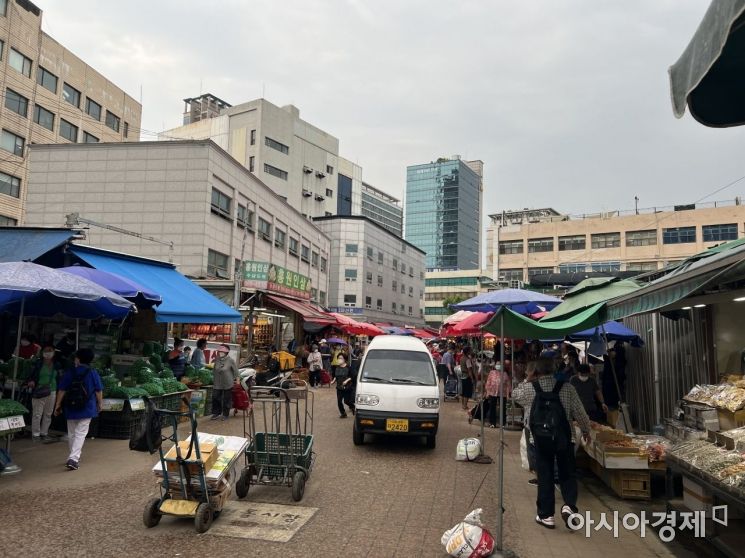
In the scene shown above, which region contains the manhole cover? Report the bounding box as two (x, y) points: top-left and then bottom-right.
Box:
(209, 501), (318, 542)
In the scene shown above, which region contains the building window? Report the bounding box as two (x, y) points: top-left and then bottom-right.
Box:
(0, 214), (16, 226)
(591, 261), (621, 273)
(250, 129), (256, 145)
(392, 280), (397, 292)
(344, 294), (356, 307)
(9, 48), (31, 78)
(36, 66), (58, 93)
(83, 132), (99, 143)
(377, 275), (383, 287)
(0, 0), (6, 17)
(703, 223), (737, 242)
(274, 228), (286, 249)
(264, 163), (288, 180)
(207, 249), (229, 278)
(5, 88), (28, 117)
(392, 257), (398, 270)
(498, 240), (523, 255)
(0, 40), (4, 60)
(0, 171), (20, 198)
(85, 98), (101, 121)
(392, 302), (397, 313)
(367, 246), (373, 260)
(527, 267), (553, 278)
(365, 296), (372, 309)
(408, 286), (413, 297)
(591, 232), (621, 249)
(301, 244), (310, 262)
(62, 83), (81, 108)
(1, 130), (24, 156)
(311, 288), (318, 302)
(663, 226), (696, 244)
(210, 188), (231, 218)
(326, 165), (334, 175)
(400, 262), (406, 273)
(400, 303), (405, 313)
(345, 243), (358, 256)
(325, 211), (332, 217)
(123, 122), (129, 138)
(33, 104), (54, 131)
(311, 251), (319, 268)
(265, 136), (289, 154)
(425, 277), (479, 287)
(626, 229), (657, 247)
(527, 238), (554, 253)
(237, 204), (253, 229)
(366, 271), (373, 284)
(378, 251), (384, 265)
(401, 283), (405, 294)
(408, 306), (413, 316)
(326, 188), (333, 198)
(498, 268), (524, 283)
(627, 262), (658, 272)
(105, 110), (120, 132)
(258, 217), (272, 241)
(320, 291), (326, 306)
(558, 235), (586, 251)
(59, 118), (78, 143)
(376, 298), (382, 310)
(558, 263), (587, 273)
(289, 237), (299, 256)
(345, 269), (357, 282)
(409, 266), (414, 277)
(320, 256), (327, 272)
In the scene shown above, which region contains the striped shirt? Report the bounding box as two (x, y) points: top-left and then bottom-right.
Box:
(513, 375), (592, 441)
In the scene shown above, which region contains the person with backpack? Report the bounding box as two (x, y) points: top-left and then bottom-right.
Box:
(53, 348), (103, 471)
(512, 357), (591, 530)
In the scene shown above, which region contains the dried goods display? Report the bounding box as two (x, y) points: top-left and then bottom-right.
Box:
(684, 384), (745, 412)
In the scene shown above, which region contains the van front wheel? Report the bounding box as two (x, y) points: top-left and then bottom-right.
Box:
(353, 423), (364, 446)
(425, 435), (436, 449)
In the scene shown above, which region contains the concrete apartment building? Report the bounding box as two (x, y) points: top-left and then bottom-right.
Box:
(0, 0), (141, 226)
(161, 95), (404, 234)
(423, 269), (494, 327)
(313, 215), (426, 325)
(488, 201), (745, 284)
(405, 155), (483, 271)
(24, 140), (331, 305)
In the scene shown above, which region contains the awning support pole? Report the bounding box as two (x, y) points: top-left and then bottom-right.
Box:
(652, 312), (661, 425)
(497, 310), (506, 551)
(10, 297), (25, 401)
(601, 323), (631, 432)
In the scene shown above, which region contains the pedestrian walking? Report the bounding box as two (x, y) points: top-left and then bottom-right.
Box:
(27, 345), (61, 441)
(460, 346), (476, 410)
(512, 357), (591, 530)
(319, 339), (331, 372)
(210, 344), (238, 421)
(570, 363), (608, 422)
(440, 343), (455, 385)
(332, 354), (355, 418)
(485, 361), (511, 427)
(53, 348), (103, 471)
(307, 344), (323, 387)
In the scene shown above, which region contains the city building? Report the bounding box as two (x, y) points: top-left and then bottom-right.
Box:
(404, 156), (483, 271)
(423, 269), (494, 328)
(24, 140), (331, 307)
(0, 0), (141, 226)
(357, 182), (403, 237)
(313, 215), (426, 326)
(488, 200), (745, 286)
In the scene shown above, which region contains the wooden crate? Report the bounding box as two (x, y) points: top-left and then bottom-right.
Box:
(609, 469), (651, 500)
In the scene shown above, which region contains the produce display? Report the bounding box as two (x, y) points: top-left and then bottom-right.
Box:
(131, 359), (157, 384)
(0, 357), (32, 380)
(161, 378), (188, 393)
(684, 382), (745, 412)
(0, 399), (28, 418)
(185, 367), (214, 386)
(149, 354), (164, 372)
(139, 382), (165, 396)
(671, 435), (745, 488)
(104, 386), (149, 399)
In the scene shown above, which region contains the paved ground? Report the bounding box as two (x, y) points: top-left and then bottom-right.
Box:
(3, 388), (684, 557)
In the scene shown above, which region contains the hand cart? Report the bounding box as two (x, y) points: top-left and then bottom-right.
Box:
(143, 399), (247, 533)
(235, 380), (315, 502)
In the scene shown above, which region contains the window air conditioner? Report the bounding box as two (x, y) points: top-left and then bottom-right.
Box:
(302, 189), (313, 197)
(303, 166), (313, 174)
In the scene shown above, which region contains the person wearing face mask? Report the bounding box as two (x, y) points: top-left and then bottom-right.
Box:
(27, 345), (62, 441)
(569, 363), (607, 422)
(332, 354), (355, 418)
(18, 333), (41, 359)
(210, 344), (239, 421)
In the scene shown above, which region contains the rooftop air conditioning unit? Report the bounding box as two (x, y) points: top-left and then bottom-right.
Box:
(303, 166), (313, 174)
(302, 189), (313, 197)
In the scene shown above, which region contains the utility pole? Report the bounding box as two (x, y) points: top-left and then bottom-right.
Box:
(635, 196), (639, 215)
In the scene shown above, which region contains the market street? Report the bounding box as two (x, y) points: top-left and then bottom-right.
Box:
(3, 387), (680, 558)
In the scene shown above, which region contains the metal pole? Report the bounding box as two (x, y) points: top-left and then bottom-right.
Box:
(497, 310), (505, 551)
(479, 328), (485, 452)
(75, 318), (79, 350)
(10, 298), (25, 401)
(600, 323), (629, 432)
(652, 313), (661, 425)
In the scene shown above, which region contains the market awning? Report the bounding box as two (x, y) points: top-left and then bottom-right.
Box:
(264, 294), (335, 324)
(0, 228), (74, 263)
(543, 277), (641, 322)
(482, 303), (606, 340)
(669, 0), (745, 126)
(70, 246), (242, 323)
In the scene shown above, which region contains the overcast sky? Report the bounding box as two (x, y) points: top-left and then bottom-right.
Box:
(41, 0), (745, 218)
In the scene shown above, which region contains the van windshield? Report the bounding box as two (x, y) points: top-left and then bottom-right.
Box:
(360, 350), (436, 385)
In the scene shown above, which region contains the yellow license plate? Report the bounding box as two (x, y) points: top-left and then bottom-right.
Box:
(386, 418), (409, 432)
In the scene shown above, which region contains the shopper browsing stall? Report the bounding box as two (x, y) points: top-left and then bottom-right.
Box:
(17, 333), (41, 359)
(210, 344), (238, 421)
(191, 338), (207, 368)
(570, 364), (608, 422)
(167, 338), (187, 380)
(27, 345), (61, 441)
(54, 348), (103, 471)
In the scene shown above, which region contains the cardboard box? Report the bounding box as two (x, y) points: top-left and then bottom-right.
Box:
(164, 441), (218, 474)
(591, 429), (627, 443)
(682, 477), (713, 513)
(717, 409), (745, 431)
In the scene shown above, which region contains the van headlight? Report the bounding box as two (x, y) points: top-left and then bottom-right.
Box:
(417, 398), (440, 409)
(356, 394), (380, 406)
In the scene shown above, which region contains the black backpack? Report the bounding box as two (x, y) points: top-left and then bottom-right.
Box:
(529, 380), (571, 452)
(64, 367), (92, 410)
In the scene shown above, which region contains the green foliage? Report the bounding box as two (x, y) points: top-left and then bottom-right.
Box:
(0, 399), (28, 417)
(442, 295), (467, 315)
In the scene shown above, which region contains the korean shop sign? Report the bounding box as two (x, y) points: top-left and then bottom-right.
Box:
(242, 261), (311, 300)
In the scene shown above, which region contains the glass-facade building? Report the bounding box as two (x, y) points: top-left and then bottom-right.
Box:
(361, 183), (403, 237)
(405, 158), (481, 270)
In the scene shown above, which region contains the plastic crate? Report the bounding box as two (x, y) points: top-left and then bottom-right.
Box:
(153, 391), (192, 425)
(97, 408), (144, 440)
(272, 351), (296, 370)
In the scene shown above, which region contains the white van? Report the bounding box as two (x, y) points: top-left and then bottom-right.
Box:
(353, 335), (440, 448)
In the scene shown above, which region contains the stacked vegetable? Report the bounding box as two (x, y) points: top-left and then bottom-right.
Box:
(0, 399), (28, 418)
(101, 357), (190, 399)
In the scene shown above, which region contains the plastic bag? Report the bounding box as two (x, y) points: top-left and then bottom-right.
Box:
(456, 438), (481, 461)
(441, 508), (495, 557)
(520, 430), (529, 471)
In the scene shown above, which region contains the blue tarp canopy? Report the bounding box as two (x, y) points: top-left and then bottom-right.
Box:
(0, 228), (74, 263)
(70, 246), (242, 323)
(566, 321), (645, 347)
(452, 288), (562, 314)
